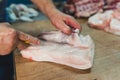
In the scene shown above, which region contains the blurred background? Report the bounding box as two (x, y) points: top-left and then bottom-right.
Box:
(5, 0), (66, 22)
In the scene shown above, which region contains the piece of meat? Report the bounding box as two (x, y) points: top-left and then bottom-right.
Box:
(38, 29), (89, 48)
(74, 0), (104, 17)
(105, 18), (120, 35)
(21, 30), (95, 69)
(88, 10), (114, 30)
(63, 0), (120, 18)
(104, 2), (120, 10)
(88, 9), (120, 35)
(63, 0), (104, 17)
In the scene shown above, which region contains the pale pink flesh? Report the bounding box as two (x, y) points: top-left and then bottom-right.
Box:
(38, 30), (91, 48)
(88, 9), (120, 35)
(21, 31), (94, 69)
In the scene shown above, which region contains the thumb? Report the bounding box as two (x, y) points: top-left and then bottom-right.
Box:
(17, 31), (40, 45)
(17, 40), (30, 50)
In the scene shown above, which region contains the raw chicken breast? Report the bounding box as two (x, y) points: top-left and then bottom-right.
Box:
(88, 9), (120, 35)
(21, 30), (95, 69)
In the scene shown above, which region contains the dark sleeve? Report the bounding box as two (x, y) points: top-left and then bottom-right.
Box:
(0, 0), (7, 22)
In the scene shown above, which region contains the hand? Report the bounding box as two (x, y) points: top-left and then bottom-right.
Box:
(0, 23), (40, 55)
(17, 31), (40, 50)
(48, 9), (81, 34)
(31, 0), (81, 34)
(0, 23), (18, 55)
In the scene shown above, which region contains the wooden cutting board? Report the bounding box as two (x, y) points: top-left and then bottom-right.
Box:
(13, 19), (120, 80)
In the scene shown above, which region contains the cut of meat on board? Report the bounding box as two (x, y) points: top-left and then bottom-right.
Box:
(20, 30), (95, 69)
(88, 9), (120, 35)
(38, 29), (90, 48)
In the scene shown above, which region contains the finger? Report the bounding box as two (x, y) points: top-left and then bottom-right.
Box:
(17, 40), (29, 50)
(54, 20), (72, 34)
(64, 16), (82, 31)
(18, 31), (40, 45)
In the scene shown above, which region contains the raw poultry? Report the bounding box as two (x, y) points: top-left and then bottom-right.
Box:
(21, 30), (95, 69)
(88, 9), (120, 35)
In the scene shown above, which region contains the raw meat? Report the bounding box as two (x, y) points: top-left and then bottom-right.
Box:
(63, 0), (104, 17)
(88, 9), (120, 35)
(104, 0), (120, 10)
(38, 29), (89, 48)
(63, 0), (120, 18)
(21, 30), (95, 69)
(74, 0), (104, 17)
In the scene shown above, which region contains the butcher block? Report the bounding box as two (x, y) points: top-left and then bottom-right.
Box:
(13, 19), (120, 80)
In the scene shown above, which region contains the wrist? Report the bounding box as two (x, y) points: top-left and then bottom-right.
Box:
(45, 7), (58, 18)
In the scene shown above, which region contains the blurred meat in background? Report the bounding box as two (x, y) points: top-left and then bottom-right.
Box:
(63, 0), (120, 18)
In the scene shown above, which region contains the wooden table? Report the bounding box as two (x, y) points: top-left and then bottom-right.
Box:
(13, 19), (120, 80)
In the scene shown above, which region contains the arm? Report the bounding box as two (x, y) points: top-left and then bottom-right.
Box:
(31, 0), (81, 34)
(31, 0), (56, 18)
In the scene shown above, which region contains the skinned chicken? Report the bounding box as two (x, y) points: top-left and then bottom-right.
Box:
(21, 30), (95, 69)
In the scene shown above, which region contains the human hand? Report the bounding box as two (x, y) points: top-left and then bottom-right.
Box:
(48, 9), (81, 34)
(17, 31), (40, 50)
(0, 23), (40, 55)
(0, 23), (18, 55)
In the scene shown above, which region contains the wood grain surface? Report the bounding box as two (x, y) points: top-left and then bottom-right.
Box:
(13, 19), (120, 80)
